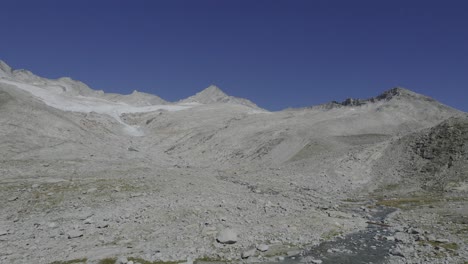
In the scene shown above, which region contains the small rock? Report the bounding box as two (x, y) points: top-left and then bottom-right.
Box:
(83, 218), (93, 224)
(116, 256), (128, 264)
(32, 184), (40, 188)
(241, 248), (256, 259)
(8, 196), (18, 202)
(301, 256), (322, 263)
(256, 244), (269, 252)
(216, 228), (238, 244)
(86, 187), (98, 194)
(389, 248), (405, 258)
(78, 212), (94, 220)
(48, 222), (58, 229)
(0, 230), (8, 236)
(67, 230), (83, 239)
(287, 250), (301, 256)
(435, 238), (449, 243)
(394, 232), (410, 243)
(97, 223), (109, 228)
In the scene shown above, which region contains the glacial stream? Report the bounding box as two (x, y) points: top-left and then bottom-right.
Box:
(285, 206), (397, 264)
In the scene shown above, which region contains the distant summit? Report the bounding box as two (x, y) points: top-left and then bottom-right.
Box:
(102, 90), (168, 106)
(180, 85), (260, 109)
(310, 87), (439, 110)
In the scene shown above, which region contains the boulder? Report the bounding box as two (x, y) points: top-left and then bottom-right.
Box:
(216, 228), (238, 244)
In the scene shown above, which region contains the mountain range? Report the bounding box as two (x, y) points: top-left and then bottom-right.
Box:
(0, 60), (466, 264)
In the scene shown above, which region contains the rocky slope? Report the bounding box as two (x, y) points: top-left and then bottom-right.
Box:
(0, 60), (466, 264)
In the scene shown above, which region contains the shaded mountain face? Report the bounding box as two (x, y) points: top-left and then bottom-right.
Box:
(373, 115), (468, 192)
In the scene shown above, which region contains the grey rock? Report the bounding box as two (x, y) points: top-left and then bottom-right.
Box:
(7, 196), (18, 202)
(67, 230), (83, 239)
(394, 232), (410, 243)
(287, 250), (301, 256)
(256, 244), (269, 252)
(389, 248), (405, 258)
(216, 228), (237, 244)
(241, 248), (256, 259)
(97, 223), (109, 228)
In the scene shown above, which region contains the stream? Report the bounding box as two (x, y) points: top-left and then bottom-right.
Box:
(285, 206), (397, 264)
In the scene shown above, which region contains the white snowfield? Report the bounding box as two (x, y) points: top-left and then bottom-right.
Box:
(0, 79), (198, 136)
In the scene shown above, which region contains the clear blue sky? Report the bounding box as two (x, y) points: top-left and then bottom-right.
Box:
(1, 0), (467, 111)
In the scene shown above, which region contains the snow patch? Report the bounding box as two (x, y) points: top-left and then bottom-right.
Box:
(0, 79), (196, 136)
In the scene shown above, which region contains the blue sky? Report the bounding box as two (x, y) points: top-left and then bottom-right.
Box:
(1, 0), (467, 111)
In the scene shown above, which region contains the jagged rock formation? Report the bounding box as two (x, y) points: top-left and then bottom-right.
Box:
(311, 87), (440, 110)
(373, 115), (468, 191)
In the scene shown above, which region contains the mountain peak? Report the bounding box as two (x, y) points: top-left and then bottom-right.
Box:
(181, 85), (230, 104)
(198, 85), (228, 97)
(180, 85), (261, 109)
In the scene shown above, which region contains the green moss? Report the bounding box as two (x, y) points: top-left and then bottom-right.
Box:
(98, 258), (117, 264)
(419, 240), (459, 251)
(194, 256), (224, 263)
(50, 258), (87, 264)
(321, 228), (342, 240)
(127, 257), (182, 264)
